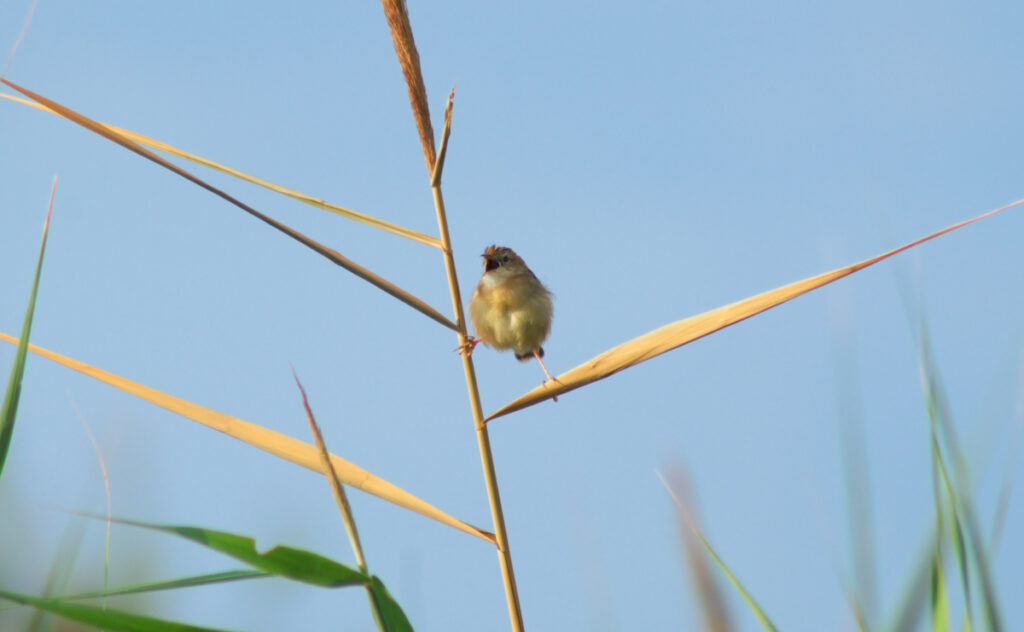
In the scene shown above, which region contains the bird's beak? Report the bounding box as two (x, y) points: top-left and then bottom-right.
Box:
(482, 252), (499, 272)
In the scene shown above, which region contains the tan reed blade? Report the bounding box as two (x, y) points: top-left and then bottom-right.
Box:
(0, 79), (456, 332)
(486, 198), (1024, 421)
(0, 92), (442, 249)
(0, 332), (495, 545)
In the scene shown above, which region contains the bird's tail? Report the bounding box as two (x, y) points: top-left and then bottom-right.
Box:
(515, 347), (543, 362)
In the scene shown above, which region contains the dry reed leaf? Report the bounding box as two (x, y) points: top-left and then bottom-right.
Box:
(294, 368), (368, 572)
(487, 199), (1024, 421)
(0, 91), (441, 249)
(0, 80), (456, 332)
(379, 0), (436, 171)
(430, 86), (454, 187)
(0, 332), (495, 545)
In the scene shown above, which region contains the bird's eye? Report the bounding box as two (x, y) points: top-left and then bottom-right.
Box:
(501, 255), (510, 263)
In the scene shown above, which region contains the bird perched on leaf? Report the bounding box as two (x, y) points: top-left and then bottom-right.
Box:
(461, 245), (556, 385)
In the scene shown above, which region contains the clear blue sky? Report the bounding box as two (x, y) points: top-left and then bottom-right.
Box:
(2, 1), (1023, 630)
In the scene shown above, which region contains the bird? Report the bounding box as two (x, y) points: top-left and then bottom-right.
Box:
(461, 245), (556, 385)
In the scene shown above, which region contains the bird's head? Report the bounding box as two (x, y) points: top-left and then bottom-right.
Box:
(481, 245), (527, 275)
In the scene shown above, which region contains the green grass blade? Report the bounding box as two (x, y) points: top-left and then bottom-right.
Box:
(27, 511), (87, 632)
(660, 471), (775, 631)
(916, 319), (1004, 632)
(62, 570), (269, 601)
(886, 529), (943, 632)
(83, 515), (369, 587)
(0, 176), (55, 477)
(368, 576), (414, 632)
(0, 589), (238, 632)
(930, 549), (950, 632)
(691, 526), (777, 631)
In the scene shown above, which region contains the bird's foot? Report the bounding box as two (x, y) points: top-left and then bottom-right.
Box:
(454, 336), (481, 356)
(542, 378), (561, 402)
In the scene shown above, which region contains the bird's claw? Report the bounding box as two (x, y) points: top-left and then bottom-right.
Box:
(542, 377), (562, 402)
(455, 336), (481, 356)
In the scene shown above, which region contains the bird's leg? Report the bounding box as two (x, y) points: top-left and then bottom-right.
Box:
(454, 336), (481, 356)
(533, 349), (561, 402)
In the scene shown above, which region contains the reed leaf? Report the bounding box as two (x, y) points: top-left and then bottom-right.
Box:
(487, 198), (1024, 421)
(84, 517), (368, 587)
(295, 369), (368, 572)
(0, 80), (456, 331)
(0, 92), (441, 249)
(0, 589), (233, 632)
(61, 570), (268, 601)
(77, 516), (413, 630)
(368, 576), (414, 632)
(295, 370), (405, 630)
(0, 177), (55, 477)
(0, 332), (494, 544)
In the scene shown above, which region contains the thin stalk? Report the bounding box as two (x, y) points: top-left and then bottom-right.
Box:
(432, 93), (524, 631)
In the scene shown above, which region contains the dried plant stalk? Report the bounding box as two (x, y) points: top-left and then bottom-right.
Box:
(431, 94), (524, 630)
(377, 1), (526, 626)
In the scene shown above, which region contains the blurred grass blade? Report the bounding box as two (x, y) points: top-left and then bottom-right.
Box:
(0, 589), (234, 632)
(28, 509), (86, 632)
(660, 469), (734, 632)
(831, 324), (878, 627)
(0, 92), (442, 249)
(0, 333), (495, 545)
(1, 0), (36, 78)
(929, 433), (953, 632)
(930, 552), (950, 632)
(916, 319), (1003, 631)
(690, 522), (775, 631)
(887, 529), (944, 632)
(63, 570), (268, 601)
(368, 576), (414, 632)
(0, 80), (456, 332)
(0, 177), (55, 477)
(487, 198), (1024, 420)
(660, 471), (776, 631)
(91, 517), (368, 587)
(941, 460), (974, 629)
(379, 0), (436, 171)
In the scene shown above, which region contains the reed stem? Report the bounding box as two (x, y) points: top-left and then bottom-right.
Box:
(431, 95), (525, 631)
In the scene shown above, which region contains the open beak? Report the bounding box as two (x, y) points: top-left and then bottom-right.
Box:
(482, 253), (499, 272)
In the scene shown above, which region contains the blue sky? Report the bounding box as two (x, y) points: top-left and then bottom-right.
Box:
(2, 1), (1023, 630)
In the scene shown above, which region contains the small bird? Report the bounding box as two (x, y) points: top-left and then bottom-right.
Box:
(463, 245), (556, 385)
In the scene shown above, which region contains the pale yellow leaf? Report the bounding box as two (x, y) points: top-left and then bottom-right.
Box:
(487, 199), (1023, 421)
(0, 91), (441, 249)
(0, 332), (495, 545)
(0, 81), (456, 332)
